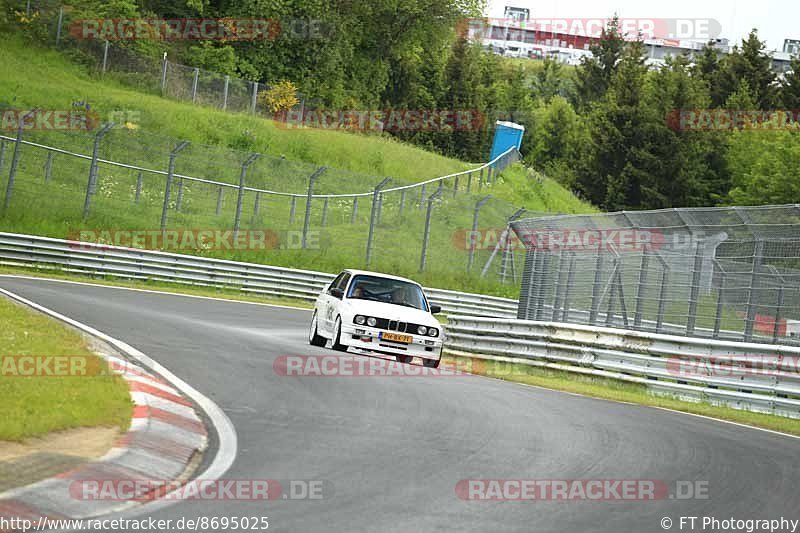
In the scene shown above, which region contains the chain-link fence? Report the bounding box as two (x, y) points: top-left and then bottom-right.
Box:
(513, 207), (800, 346)
(0, 125), (524, 290)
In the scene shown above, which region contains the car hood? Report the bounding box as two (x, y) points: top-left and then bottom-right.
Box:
(342, 299), (440, 327)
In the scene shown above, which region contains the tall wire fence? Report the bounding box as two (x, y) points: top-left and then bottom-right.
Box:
(0, 125), (525, 287)
(513, 207), (800, 346)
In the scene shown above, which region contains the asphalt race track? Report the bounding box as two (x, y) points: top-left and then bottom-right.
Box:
(2, 276), (799, 533)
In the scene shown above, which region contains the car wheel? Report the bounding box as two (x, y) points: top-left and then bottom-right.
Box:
(422, 358), (440, 369)
(309, 311), (326, 347)
(331, 316), (348, 352)
(396, 355), (413, 364)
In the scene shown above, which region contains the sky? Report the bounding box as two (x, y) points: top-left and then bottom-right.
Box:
(486, 0), (799, 52)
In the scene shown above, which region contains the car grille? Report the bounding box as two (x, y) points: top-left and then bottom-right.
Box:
(373, 318), (427, 333)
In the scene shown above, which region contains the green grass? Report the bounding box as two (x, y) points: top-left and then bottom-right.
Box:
(0, 294), (132, 441)
(445, 354), (800, 436)
(0, 33), (594, 298)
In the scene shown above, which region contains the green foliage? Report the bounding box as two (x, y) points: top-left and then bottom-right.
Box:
(726, 129), (800, 205)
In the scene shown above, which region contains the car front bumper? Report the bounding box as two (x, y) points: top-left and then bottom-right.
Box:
(341, 324), (443, 361)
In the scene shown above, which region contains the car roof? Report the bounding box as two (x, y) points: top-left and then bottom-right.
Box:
(342, 269), (421, 286)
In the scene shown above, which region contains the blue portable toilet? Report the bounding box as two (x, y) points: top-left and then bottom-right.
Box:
(489, 121), (525, 162)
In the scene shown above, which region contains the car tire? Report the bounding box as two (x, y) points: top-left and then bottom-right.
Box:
(309, 311), (326, 347)
(331, 316), (348, 352)
(423, 358), (440, 369)
(396, 355), (413, 364)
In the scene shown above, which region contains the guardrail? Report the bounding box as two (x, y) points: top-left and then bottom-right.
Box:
(0, 232), (518, 318)
(444, 315), (800, 419)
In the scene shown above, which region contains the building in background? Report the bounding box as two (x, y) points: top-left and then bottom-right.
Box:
(785, 39), (800, 56)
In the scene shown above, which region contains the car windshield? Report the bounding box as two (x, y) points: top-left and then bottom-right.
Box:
(346, 275), (428, 311)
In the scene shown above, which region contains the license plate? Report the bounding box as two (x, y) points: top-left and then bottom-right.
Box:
(380, 332), (412, 343)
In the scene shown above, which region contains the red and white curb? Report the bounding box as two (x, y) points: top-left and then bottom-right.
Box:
(0, 284), (238, 525)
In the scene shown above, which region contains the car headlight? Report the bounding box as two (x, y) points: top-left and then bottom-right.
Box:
(367, 317), (377, 327)
(427, 328), (438, 337)
(354, 315), (366, 325)
(417, 325), (427, 335)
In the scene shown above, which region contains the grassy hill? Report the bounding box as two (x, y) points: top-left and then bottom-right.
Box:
(0, 33), (594, 296)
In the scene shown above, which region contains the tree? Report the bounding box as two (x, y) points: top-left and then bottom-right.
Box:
(713, 30), (777, 110)
(780, 55), (800, 109)
(573, 16), (626, 111)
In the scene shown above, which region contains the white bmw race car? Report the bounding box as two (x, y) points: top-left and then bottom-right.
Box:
(308, 269), (444, 368)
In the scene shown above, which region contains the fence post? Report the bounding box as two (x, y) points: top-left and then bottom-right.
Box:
(588, 250), (605, 324)
(350, 197), (358, 223)
(3, 110), (36, 211)
(135, 172), (143, 203)
(534, 252), (551, 320)
(250, 81), (259, 115)
(215, 186), (224, 215)
(743, 239), (764, 342)
(43, 151), (53, 182)
(159, 140), (190, 234)
(655, 254), (669, 334)
(467, 195), (492, 272)
(399, 189), (406, 217)
(82, 122), (115, 219)
(453, 175), (459, 197)
(233, 154), (260, 240)
(686, 240), (706, 335)
(467, 171), (472, 193)
(551, 251), (567, 320)
(160, 52), (168, 96)
(479, 168), (484, 190)
(768, 266), (786, 344)
(561, 253), (576, 322)
(222, 75), (230, 111)
(365, 177), (392, 265)
(376, 190), (386, 225)
(290, 196), (297, 224)
(418, 183), (426, 210)
(302, 167), (327, 249)
(419, 187), (445, 273)
(712, 261), (726, 339)
(101, 40), (109, 75)
(191, 68), (199, 103)
(633, 249), (650, 327)
(321, 197), (329, 227)
(55, 7), (63, 45)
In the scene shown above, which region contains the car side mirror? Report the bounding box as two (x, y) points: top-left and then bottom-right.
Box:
(329, 287), (344, 299)
(430, 305), (442, 314)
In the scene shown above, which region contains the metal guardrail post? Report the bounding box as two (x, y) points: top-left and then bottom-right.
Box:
(301, 167), (326, 249)
(82, 122), (115, 219)
(419, 187), (445, 273)
(350, 197), (358, 224)
(43, 151), (53, 183)
(365, 177), (391, 265)
(160, 52), (168, 96)
(589, 250), (605, 324)
(634, 249), (650, 327)
(134, 172), (143, 203)
(3, 109), (36, 211)
(468, 195), (491, 272)
(744, 239), (764, 342)
(159, 140), (190, 234)
(191, 68), (200, 103)
(233, 154), (260, 240)
(562, 253), (576, 322)
(101, 40), (109, 75)
(215, 186), (224, 215)
(250, 81), (259, 115)
(686, 240), (706, 335)
(712, 260), (726, 339)
(222, 75), (230, 110)
(55, 7), (64, 45)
